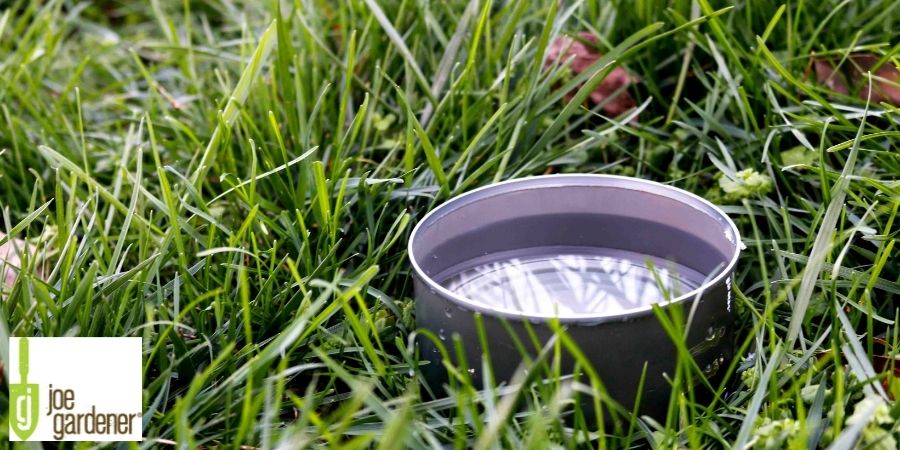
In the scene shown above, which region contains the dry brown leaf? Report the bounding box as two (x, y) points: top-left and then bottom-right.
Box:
(812, 53), (900, 106)
(816, 337), (900, 399)
(849, 54), (900, 105)
(545, 32), (639, 117)
(813, 58), (849, 95)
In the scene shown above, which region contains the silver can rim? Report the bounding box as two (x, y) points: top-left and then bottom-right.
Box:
(408, 174), (742, 323)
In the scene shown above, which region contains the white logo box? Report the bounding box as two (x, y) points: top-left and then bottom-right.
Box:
(9, 337), (143, 441)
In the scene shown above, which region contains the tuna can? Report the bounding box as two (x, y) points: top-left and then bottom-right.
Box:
(408, 174), (741, 418)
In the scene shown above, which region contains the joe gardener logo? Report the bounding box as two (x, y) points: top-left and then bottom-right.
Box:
(10, 338), (39, 440)
(9, 337), (142, 441)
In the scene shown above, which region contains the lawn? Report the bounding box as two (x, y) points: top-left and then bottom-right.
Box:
(1, 0), (899, 448)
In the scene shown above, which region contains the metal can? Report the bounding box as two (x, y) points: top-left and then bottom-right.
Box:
(408, 175), (741, 418)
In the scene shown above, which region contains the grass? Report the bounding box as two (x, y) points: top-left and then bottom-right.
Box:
(1, 0), (899, 448)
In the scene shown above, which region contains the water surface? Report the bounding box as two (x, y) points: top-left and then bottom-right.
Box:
(441, 246), (707, 316)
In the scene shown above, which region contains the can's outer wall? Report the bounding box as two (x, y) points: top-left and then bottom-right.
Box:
(409, 175), (741, 420)
(414, 272), (735, 418)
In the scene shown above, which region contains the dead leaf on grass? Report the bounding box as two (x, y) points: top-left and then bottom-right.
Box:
(545, 32), (639, 117)
(817, 337), (900, 399)
(812, 53), (900, 105)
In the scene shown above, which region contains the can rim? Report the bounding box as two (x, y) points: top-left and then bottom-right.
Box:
(407, 174), (742, 323)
